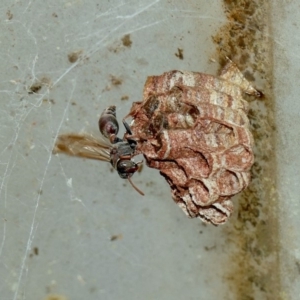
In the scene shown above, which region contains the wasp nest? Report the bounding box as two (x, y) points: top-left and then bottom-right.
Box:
(128, 61), (259, 225)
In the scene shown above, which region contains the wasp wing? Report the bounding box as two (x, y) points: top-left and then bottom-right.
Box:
(53, 133), (111, 162)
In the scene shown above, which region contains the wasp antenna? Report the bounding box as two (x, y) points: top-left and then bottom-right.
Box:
(128, 177), (145, 196)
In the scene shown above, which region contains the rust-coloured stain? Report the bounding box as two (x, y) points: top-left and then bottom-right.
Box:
(127, 61), (258, 225)
(212, 0), (279, 299)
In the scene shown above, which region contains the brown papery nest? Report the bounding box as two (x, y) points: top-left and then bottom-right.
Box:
(126, 60), (259, 225)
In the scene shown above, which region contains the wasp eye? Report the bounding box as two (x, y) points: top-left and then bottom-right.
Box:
(99, 106), (119, 138)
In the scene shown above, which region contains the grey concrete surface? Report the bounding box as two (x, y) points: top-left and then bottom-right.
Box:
(0, 1), (228, 300)
(272, 1), (300, 298)
(0, 1), (299, 300)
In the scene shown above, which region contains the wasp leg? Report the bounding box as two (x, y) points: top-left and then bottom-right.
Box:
(121, 120), (138, 149)
(122, 120), (132, 135)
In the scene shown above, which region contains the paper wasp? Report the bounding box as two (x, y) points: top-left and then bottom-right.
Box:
(53, 106), (144, 195)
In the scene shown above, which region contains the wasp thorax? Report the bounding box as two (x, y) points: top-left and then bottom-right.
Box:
(99, 105), (119, 138)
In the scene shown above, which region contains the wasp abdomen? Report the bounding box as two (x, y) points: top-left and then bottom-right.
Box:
(99, 105), (119, 139)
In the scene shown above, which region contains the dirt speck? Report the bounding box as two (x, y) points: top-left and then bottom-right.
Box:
(33, 247), (39, 255)
(28, 77), (51, 94)
(110, 234), (123, 241)
(43, 99), (55, 104)
(52, 12), (58, 18)
(175, 48), (184, 60)
(29, 246), (39, 257)
(204, 245), (216, 251)
(122, 34), (132, 47)
(110, 75), (122, 86)
(68, 50), (83, 63)
(296, 261), (300, 274)
(121, 95), (129, 101)
(29, 83), (42, 94)
(43, 295), (68, 300)
(6, 10), (13, 20)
